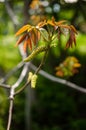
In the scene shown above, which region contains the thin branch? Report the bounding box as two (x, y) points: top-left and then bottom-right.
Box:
(7, 63), (30, 130)
(0, 61), (24, 83)
(15, 50), (48, 95)
(7, 99), (14, 130)
(9, 62), (30, 99)
(35, 50), (48, 74)
(30, 63), (86, 93)
(0, 83), (10, 89)
(14, 81), (30, 96)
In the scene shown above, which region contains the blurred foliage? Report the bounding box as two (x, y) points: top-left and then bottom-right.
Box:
(0, 0), (86, 130)
(55, 56), (81, 78)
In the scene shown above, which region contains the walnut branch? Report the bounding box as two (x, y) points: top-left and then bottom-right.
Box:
(7, 99), (14, 130)
(30, 63), (86, 94)
(15, 49), (49, 95)
(0, 83), (10, 89)
(0, 61), (24, 84)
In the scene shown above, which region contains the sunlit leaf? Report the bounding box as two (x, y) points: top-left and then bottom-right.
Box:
(58, 24), (71, 30)
(47, 20), (56, 26)
(15, 33), (28, 46)
(56, 20), (67, 26)
(70, 25), (78, 34)
(30, 30), (37, 46)
(23, 39), (28, 52)
(37, 20), (46, 28)
(15, 25), (30, 36)
(27, 37), (32, 50)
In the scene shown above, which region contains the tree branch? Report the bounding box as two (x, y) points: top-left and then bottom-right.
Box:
(30, 63), (86, 94)
(7, 99), (14, 130)
(15, 50), (48, 95)
(9, 62), (30, 99)
(0, 61), (24, 84)
(0, 83), (10, 89)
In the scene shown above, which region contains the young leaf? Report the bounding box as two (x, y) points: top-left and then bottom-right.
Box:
(27, 37), (32, 50)
(23, 39), (28, 52)
(15, 25), (30, 36)
(30, 30), (37, 46)
(15, 33), (28, 46)
(56, 20), (66, 26)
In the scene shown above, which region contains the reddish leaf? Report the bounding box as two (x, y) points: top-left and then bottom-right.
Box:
(70, 25), (78, 34)
(66, 38), (72, 48)
(27, 37), (32, 50)
(23, 39), (28, 52)
(66, 29), (76, 48)
(58, 24), (71, 30)
(37, 30), (41, 42)
(15, 33), (28, 46)
(30, 30), (37, 46)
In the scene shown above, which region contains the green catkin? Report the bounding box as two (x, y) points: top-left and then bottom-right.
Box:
(24, 45), (49, 62)
(31, 74), (38, 88)
(28, 72), (33, 81)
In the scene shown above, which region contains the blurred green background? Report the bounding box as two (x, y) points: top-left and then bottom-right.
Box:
(0, 0), (86, 130)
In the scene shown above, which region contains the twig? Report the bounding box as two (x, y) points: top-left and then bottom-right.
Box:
(15, 50), (48, 95)
(0, 61), (24, 83)
(9, 63), (30, 99)
(35, 50), (48, 74)
(0, 83), (10, 89)
(6, 62), (30, 130)
(30, 63), (86, 93)
(14, 81), (30, 95)
(7, 99), (14, 130)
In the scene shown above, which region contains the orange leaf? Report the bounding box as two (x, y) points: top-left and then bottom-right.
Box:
(30, 30), (37, 46)
(27, 37), (32, 50)
(47, 20), (56, 26)
(73, 63), (81, 68)
(55, 20), (67, 26)
(37, 20), (46, 28)
(58, 24), (71, 30)
(37, 31), (41, 41)
(15, 25), (30, 36)
(15, 33), (28, 46)
(70, 25), (78, 34)
(33, 29), (40, 43)
(56, 70), (64, 77)
(23, 39), (28, 52)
